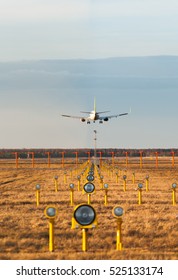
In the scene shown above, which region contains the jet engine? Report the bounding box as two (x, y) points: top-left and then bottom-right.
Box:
(80, 118), (86, 122)
(104, 118), (109, 122)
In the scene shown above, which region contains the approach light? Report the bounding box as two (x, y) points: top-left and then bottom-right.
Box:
(87, 174), (94, 182)
(36, 184), (41, 190)
(69, 183), (75, 190)
(73, 204), (96, 227)
(138, 183), (143, 189)
(104, 183), (109, 189)
(83, 182), (95, 194)
(112, 206), (124, 251)
(112, 206), (124, 218)
(45, 206), (57, 219)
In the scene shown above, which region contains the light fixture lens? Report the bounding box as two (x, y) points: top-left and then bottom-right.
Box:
(84, 183), (95, 193)
(74, 205), (96, 226)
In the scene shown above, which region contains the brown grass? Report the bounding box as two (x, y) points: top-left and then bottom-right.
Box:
(0, 157), (178, 260)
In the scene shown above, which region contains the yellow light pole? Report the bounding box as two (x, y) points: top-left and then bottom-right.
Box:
(87, 194), (91, 205)
(44, 206), (57, 252)
(104, 184), (109, 206)
(116, 172), (119, 183)
(36, 184), (40, 206)
(82, 229), (88, 251)
(100, 175), (104, 188)
(69, 184), (75, 206)
(146, 175), (149, 192)
(70, 169), (73, 179)
(64, 172), (67, 184)
(116, 219), (122, 250)
(132, 172), (135, 184)
(112, 206), (124, 251)
(72, 204), (97, 252)
(138, 183), (143, 205)
(123, 175), (127, 192)
(172, 183), (177, 206)
(77, 175), (81, 191)
(54, 176), (58, 192)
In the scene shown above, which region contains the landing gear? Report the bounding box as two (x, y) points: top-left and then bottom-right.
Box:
(87, 121), (91, 124)
(99, 120), (103, 124)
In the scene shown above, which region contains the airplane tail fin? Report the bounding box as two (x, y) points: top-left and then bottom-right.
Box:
(80, 97), (97, 114)
(94, 97), (96, 113)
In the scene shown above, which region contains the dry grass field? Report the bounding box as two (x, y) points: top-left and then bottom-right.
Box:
(0, 157), (178, 260)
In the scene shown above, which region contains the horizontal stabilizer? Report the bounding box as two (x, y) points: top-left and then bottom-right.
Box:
(97, 111), (110, 114)
(80, 111), (92, 114)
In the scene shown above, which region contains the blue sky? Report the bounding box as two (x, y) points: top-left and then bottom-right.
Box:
(0, 1), (178, 149)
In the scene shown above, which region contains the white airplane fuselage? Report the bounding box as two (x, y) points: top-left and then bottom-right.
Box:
(89, 111), (99, 121)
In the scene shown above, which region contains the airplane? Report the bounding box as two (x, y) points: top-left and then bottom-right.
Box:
(61, 98), (129, 124)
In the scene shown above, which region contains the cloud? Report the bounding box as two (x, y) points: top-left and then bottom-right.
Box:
(0, 0), (178, 23)
(0, 0), (91, 23)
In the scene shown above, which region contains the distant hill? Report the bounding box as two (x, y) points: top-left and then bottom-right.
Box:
(0, 56), (178, 90)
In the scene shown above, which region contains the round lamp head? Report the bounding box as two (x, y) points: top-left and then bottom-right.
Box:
(74, 204), (96, 226)
(138, 183), (143, 189)
(104, 183), (108, 189)
(112, 206), (124, 218)
(69, 183), (74, 189)
(36, 184), (40, 190)
(123, 175), (127, 180)
(45, 206), (57, 219)
(83, 182), (95, 193)
(54, 176), (58, 180)
(172, 183), (177, 189)
(87, 174), (94, 182)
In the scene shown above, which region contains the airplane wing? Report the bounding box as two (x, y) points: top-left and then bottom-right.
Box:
(61, 114), (91, 121)
(61, 114), (84, 119)
(99, 112), (128, 120)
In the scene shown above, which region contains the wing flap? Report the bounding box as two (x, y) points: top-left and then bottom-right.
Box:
(99, 112), (128, 120)
(61, 114), (84, 119)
